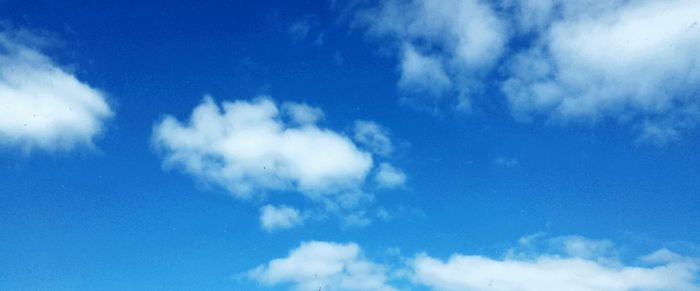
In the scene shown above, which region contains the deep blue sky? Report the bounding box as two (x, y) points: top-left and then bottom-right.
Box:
(1, 1), (699, 290)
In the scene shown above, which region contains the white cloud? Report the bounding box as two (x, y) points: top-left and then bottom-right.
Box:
(248, 241), (398, 291)
(358, 0), (507, 101)
(357, 0), (700, 142)
(413, 252), (699, 291)
(259, 204), (304, 231)
(0, 32), (112, 151)
(153, 97), (374, 201)
(413, 234), (700, 291)
(505, 0), (700, 140)
(353, 120), (393, 156)
(248, 236), (700, 291)
(374, 163), (406, 188)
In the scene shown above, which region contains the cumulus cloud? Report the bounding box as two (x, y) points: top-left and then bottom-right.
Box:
(249, 236), (700, 291)
(353, 120), (393, 156)
(0, 32), (112, 151)
(153, 97), (373, 199)
(248, 241), (397, 291)
(259, 204), (304, 231)
(153, 97), (407, 224)
(374, 163), (406, 188)
(356, 0), (700, 142)
(504, 0), (700, 141)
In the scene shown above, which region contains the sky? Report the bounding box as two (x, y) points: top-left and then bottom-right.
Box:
(1, 0), (700, 290)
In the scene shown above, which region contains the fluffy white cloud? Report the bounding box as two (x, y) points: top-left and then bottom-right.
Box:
(259, 204), (304, 232)
(153, 95), (411, 229)
(153, 97), (373, 200)
(504, 0), (700, 143)
(357, 0), (700, 142)
(153, 97), (407, 224)
(249, 236), (700, 291)
(0, 32), (112, 151)
(248, 241), (397, 291)
(374, 163), (406, 188)
(353, 120), (393, 156)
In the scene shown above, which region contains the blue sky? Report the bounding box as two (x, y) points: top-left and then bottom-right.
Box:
(1, 0), (700, 290)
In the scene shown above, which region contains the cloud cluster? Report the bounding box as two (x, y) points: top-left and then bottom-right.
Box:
(248, 241), (397, 291)
(248, 235), (700, 291)
(153, 97), (373, 198)
(153, 97), (405, 226)
(357, 0), (700, 142)
(0, 32), (113, 151)
(505, 0), (700, 144)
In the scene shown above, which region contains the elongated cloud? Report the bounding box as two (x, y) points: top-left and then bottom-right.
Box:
(413, 254), (698, 291)
(414, 234), (700, 291)
(248, 235), (700, 291)
(357, 0), (700, 142)
(0, 32), (112, 151)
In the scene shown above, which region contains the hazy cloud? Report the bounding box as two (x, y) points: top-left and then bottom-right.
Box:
(259, 204), (304, 231)
(374, 163), (406, 188)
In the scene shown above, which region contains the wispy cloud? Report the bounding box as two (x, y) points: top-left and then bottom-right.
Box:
(494, 157), (518, 168)
(374, 163), (406, 188)
(353, 120), (393, 157)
